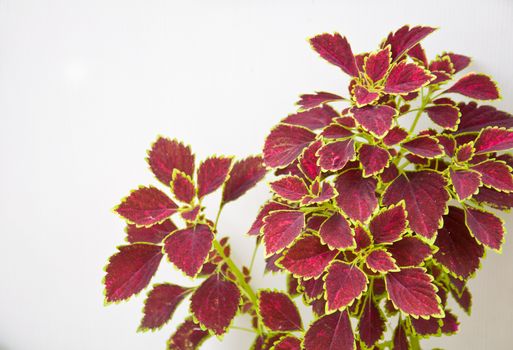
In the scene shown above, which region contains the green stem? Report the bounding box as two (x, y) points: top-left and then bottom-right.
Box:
(409, 333), (422, 350)
(249, 243), (259, 273)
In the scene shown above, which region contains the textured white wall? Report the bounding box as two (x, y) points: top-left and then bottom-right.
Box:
(1, 0), (513, 349)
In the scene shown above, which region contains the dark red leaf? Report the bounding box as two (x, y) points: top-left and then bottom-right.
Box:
(383, 171), (449, 239)
(384, 61), (433, 94)
(425, 104), (460, 130)
(300, 276), (325, 301)
(351, 105), (397, 137)
(446, 73), (499, 100)
(181, 205), (200, 222)
(380, 163), (399, 183)
(263, 210), (305, 255)
(140, 284), (191, 331)
(446, 53), (471, 73)
(429, 56), (454, 74)
(297, 91), (343, 109)
(299, 140), (322, 180)
(383, 127), (408, 146)
(451, 287), (472, 315)
(258, 290), (302, 331)
(321, 124), (353, 139)
(366, 249), (398, 273)
(455, 143), (474, 163)
(358, 298), (386, 348)
(190, 274), (240, 335)
(402, 136), (443, 158)
(352, 85), (379, 106)
(411, 316), (440, 336)
(384, 25), (437, 61)
(369, 205), (407, 244)
(304, 311), (355, 350)
(197, 156), (232, 198)
(309, 33), (359, 77)
(325, 261), (367, 311)
(388, 237), (432, 267)
(303, 182), (337, 204)
(450, 169), (481, 201)
(147, 138), (195, 186)
(441, 310), (459, 334)
(465, 207), (505, 251)
(168, 317), (210, 350)
(354, 225), (372, 252)
(335, 168), (378, 222)
(385, 268), (442, 317)
(115, 186), (178, 226)
(248, 201), (290, 236)
(409, 44), (428, 66)
(264, 124), (316, 168)
(171, 171), (195, 203)
(222, 156), (266, 204)
(319, 212), (355, 249)
(163, 224), (214, 277)
(317, 139), (355, 171)
(392, 321), (410, 350)
(283, 105), (338, 130)
(472, 160), (513, 191)
(434, 206), (484, 279)
(126, 219), (177, 244)
(270, 176), (309, 201)
(104, 244), (163, 303)
(365, 47), (391, 82)
(456, 102), (513, 134)
(474, 187), (513, 210)
(272, 336), (301, 350)
(437, 134), (457, 157)
(359, 144), (390, 177)
(279, 235), (337, 278)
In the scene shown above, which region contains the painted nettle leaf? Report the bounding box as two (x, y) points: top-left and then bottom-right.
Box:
(105, 25), (512, 349)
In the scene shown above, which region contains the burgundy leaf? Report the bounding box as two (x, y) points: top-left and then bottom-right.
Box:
(168, 317), (210, 350)
(474, 187), (513, 209)
(385, 268), (442, 317)
(264, 124), (316, 168)
(388, 237), (432, 267)
(258, 290), (302, 331)
(190, 274), (240, 335)
(472, 160), (513, 191)
(248, 201), (290, 236)
(321, 124), (353, 139)
(384, 25), (437, 60)
(263, 210), (305, 255)
(279, 235), (337, 278)
(163, 224), (214, 277)
(171, 170), (195, 203)
(319, 212), (355, 249)
(369, 205), (407, 244)
(359, 144), (390, 177)
(148, 137), (195, 185)
(411, 316), (440, 336)
(197, 156), (232, 198)
(303, 182), (337, 204)
(115, 186), (178, 226)
(450, 169), (481, 201)
(300, 276), (325, 301)
(335, 168), (378, 222)
(434, 206), (484, 278)
(270, 176), (309, 201)
(402, 136), (443, 158)
(441, 310), (459, 334)
(317, 139), (355, 171)
(353, 85), (379, 106)
(437, 134), (457, 157)
(409, 43), (428, 66)
(351, 105), (397, 137)
(465, 207), (504, 251)
(446, 73), (500, 100)
(366, 249), (399, 273)
(383, 127), (408, 146)
(383, 171), (449, 239)
(446, 53), (471, 73)
(309, 33), (359, 76)
(451, 287), (472, 315)
(104, 244), (163, 303)
(365, 47), (391, 82)
(273, 336), (301, 350)
(455, 143), (474, 163)
(425, 104), (460, 130)
(384, 61), (433, 94)
(126, 219), (177, 244)
(358, 298), (386, 348)
(354, 225), (372, 252)
(325, 261), (367, 311)
(222, 156), (266, 204)
(181, 205), (200, 222)
(392, 321), (410, 350)
(299, 140), (322, 180)
(282, 105), (338, 130)
(297, 91), (343, 109)
(456, 102), (513, 134)
(140, 284), (191, 331)
(304, 311), (355, 350)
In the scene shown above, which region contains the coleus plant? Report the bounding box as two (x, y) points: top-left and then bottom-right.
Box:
(104, 25), (513, 350)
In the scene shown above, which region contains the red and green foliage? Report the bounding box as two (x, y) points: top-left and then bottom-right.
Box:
(105, 25), (511, 349)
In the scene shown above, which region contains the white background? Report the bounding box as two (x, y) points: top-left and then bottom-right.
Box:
(1, 0), (513, 349)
